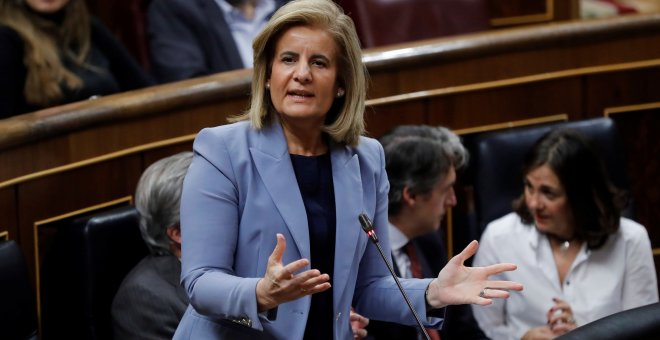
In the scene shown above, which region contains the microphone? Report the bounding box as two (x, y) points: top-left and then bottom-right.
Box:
(358, 213), (431, 340)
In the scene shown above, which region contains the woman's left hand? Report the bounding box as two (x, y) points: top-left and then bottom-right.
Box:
(425, 240), (524, 308)
(547, 297), (578, 335)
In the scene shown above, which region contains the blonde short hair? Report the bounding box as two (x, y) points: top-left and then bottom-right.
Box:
(233, 0), (366, 147)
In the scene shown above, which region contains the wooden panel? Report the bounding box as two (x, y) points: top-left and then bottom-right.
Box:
(554, 0), (580, 20)
(67, 98), (245, 161)
(488, 0), (578, 27)
(17, 155), (142, 282)
(585, 67), (660, 118)
(364, 100), (428, 138)
(142, 142), (194, 169)
(454, 114), (568, 135)
(427, 78), (581, 129)
(369, 41), (660, 100)
(0, 135), (72, 187)
(0, 69), (252, 182)
(608, 104), (660, 248)
(0, 186), (17, 241)
(489, 0), (548, 19)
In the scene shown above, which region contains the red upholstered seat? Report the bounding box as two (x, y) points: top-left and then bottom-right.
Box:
(336, 0), (490, 48)
(87, 0), (152, 70)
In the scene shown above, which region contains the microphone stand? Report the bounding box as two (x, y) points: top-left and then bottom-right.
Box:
(358, 213), (431, 340)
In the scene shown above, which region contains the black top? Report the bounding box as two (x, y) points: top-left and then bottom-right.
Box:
(0, 17), (153, 119)
(290, 153), (336, 340)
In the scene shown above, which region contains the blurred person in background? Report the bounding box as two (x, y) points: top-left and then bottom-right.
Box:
(0, 0), (153, 118)
(147, 0), (288, 83)
(112, 152), (192, 340)
(473, 129), (658, 340)
(368, 125), (489, 340)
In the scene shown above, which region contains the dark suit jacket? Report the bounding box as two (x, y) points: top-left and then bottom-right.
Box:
(111, 255), (188, 340)
(147, 0), (287, 83)
(367, 231), (490, 340)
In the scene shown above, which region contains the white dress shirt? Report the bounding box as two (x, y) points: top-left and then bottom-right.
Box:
(388, 222), (413, 279)
(216, 0), (276, 68)
(472, 213), (658, 340)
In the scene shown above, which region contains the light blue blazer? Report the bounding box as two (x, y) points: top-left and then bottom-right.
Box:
(173, 120), (441, 339)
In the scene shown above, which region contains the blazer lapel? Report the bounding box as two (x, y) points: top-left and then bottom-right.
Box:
(250, 122), (310, 260)
(250, 124), (364, 305)
(330, 143), (363, 308)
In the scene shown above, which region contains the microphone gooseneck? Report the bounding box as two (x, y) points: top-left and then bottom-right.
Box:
(357, 213), (431, 340)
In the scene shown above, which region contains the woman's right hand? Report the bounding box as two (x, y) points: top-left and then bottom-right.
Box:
(255, 233), (331, 311)
(547, 297), (577, 335)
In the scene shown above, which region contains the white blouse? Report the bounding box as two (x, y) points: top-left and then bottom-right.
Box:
(471, 213), (658, 340)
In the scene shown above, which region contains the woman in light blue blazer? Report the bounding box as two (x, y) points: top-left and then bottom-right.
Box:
(174, 1), (523, 339)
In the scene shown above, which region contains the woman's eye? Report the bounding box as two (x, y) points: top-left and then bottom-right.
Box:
(312, 60), (327, 67)
(542, 189), (557, 199)
(281, 56), (295, 64)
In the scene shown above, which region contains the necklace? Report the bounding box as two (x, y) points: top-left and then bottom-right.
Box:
(547, 234), (573, 255)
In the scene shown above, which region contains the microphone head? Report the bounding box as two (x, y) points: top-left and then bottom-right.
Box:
(358, 213), (379, 243)
(358, 213), (373, 233)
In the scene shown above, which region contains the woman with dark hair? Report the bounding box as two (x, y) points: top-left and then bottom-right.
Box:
(472, 129), (658, 340)
(0, 0), (152, 118)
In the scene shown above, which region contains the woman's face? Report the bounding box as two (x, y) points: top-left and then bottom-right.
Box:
(267, 25), (341, 127)
(25, 0), (70, 14)
(524, 164), (575, 238)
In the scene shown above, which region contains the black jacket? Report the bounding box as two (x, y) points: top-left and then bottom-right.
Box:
(147, 0), (288, 83)
(0, 18), (153, 118)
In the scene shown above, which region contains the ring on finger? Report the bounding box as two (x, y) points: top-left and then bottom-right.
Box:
(566, 316), (576, 324)
(479, 288), (487, 298)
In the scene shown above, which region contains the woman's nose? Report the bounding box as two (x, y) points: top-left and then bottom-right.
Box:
(293, 63), (311, 83)
(527, 193), (542, 210)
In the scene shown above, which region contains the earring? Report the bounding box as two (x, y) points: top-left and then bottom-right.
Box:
(336, 88), (345, 97)
(265, 82), (270, 90)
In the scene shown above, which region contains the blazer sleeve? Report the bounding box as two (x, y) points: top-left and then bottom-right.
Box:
(179, 128), (266, 330)
(147, 0), (211, 83)
(352, 139), (442, 328)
